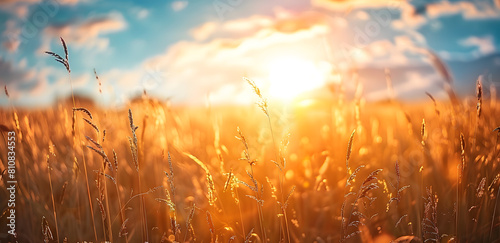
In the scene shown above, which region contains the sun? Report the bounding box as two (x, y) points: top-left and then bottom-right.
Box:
(268, 57), (325, 100)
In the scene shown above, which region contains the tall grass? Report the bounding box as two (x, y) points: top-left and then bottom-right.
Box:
(0, 39), (499, 243)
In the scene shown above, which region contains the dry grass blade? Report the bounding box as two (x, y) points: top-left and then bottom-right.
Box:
(45, 37), (70, 73)
(346, 165), (365, 187)
(236, 127), (257, 166)
(488, 174), (500, 193)
(421, 119), (426, 146)
(206, 171), (217, 206)
(245, 228), (255, 243)
(183, 152), (217, 205)
(42, 216), (54, 243)
(85, 136), (102, 149)
(460, 133), (465, 155)
(395, 214), (408, 228)
(362, 169), (383, 186)
(185, 203), (196, 241)
(183, 152), (209, 172)
(477, 77), (483, 117)
(425, 92), (440, 116)
(224, 170), (234, 192)
(239, 180), (257, 192)
(59, 182), (68, 205)
(243, 77), (269, 116)
(426, 50), (452, 84)
(346, 129), (356, 171)
(425, 49), (459, 106)
(128, 109), (139, 171)
(477, 177), (486, 198)
(83, 118), (99, 134)
(119, 218), (129, 237)
(96, 198), (106, 220)
(94, 170), (117, 185)
(94, 68), (102, 93)
(206, 211), (215, 235)
(111, 150), (117, 173)
(73, 108), (93, 119)
(246, 195), (264, 206)
(102, 130), (106, 143)
(60, 37), (68, 61)
(395, 161), (400, 185)
(459, 133), (466, 180)
(86, 145), (112, 171)
(156, 197), (176, 212)
(243, 77), (262, 99)
(283, 186), (296, 209)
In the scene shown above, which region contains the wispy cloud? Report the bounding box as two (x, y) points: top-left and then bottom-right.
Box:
(2, 20), (21, 52)
(426, 1), (500, 19)
(101, 10), (332, 105)
(171, 1), (188, 12)
(43, 11), (127, 50)
(460, 35), (496, 56)
(190, 22), (218, 41)
(311, 0), (398, 12)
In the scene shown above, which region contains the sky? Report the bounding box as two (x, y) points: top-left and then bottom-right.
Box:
(0, 0), (499, 107)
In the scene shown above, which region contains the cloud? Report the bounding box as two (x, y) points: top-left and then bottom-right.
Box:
(189, 14), (276, 41)
(311, 0), (400, 12)
(390, 1), (500, 30)
(365, 71), (443, 101)
(0, 58), (33, 86)
(2, 20), (21, 52)
(171, 1), (188, 12)
(190, 22), (218, 41)
(97, 8), (437, 105)
(343, 35), (428, 68)
(99, 10), (333, 105)
(460, 35), (496, 56)
(43, 11), (127, 50)
(0, 57), (60, 101)
(0, 0), (80, 19)
(132, 8), (149, 20)
(0, 0), (79, 6)
(426, 1), (500, 19)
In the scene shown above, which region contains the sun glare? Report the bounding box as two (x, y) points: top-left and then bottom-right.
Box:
(268, 57), (325, 100)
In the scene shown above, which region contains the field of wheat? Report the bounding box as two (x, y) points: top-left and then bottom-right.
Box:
(1, 71), (499, 243)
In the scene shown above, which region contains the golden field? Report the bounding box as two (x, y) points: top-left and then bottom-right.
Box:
(1, 85), (499, 242)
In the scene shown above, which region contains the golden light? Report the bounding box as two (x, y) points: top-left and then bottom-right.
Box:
(268, 57), (325, 100)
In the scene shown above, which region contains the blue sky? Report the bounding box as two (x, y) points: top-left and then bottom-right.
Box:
(1, 0), (499, 107)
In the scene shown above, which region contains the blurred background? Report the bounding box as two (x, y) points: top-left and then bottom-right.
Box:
(0, 0), (499, 107)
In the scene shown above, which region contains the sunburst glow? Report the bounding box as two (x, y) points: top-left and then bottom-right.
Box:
(268, 57), (325, 100)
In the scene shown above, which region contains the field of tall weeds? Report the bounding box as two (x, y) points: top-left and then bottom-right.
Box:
(0, 39), (499, 243)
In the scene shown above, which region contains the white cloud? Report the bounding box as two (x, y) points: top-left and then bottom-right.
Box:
(426, 1), (500, 19)
(93, 8), (439, 105)
(311, 0), (401, 12)
(2, 20), (21, 53)
(190, 22), (218, 41)
(460, 35), (496, 56)
(392, 1), (500, 30)
(365, 71), (443, 101)
(171, 1), (188, 12)
(99, 11), (334, 105)
(43, 11), (127, 50)
(136, 9), (149, 19)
